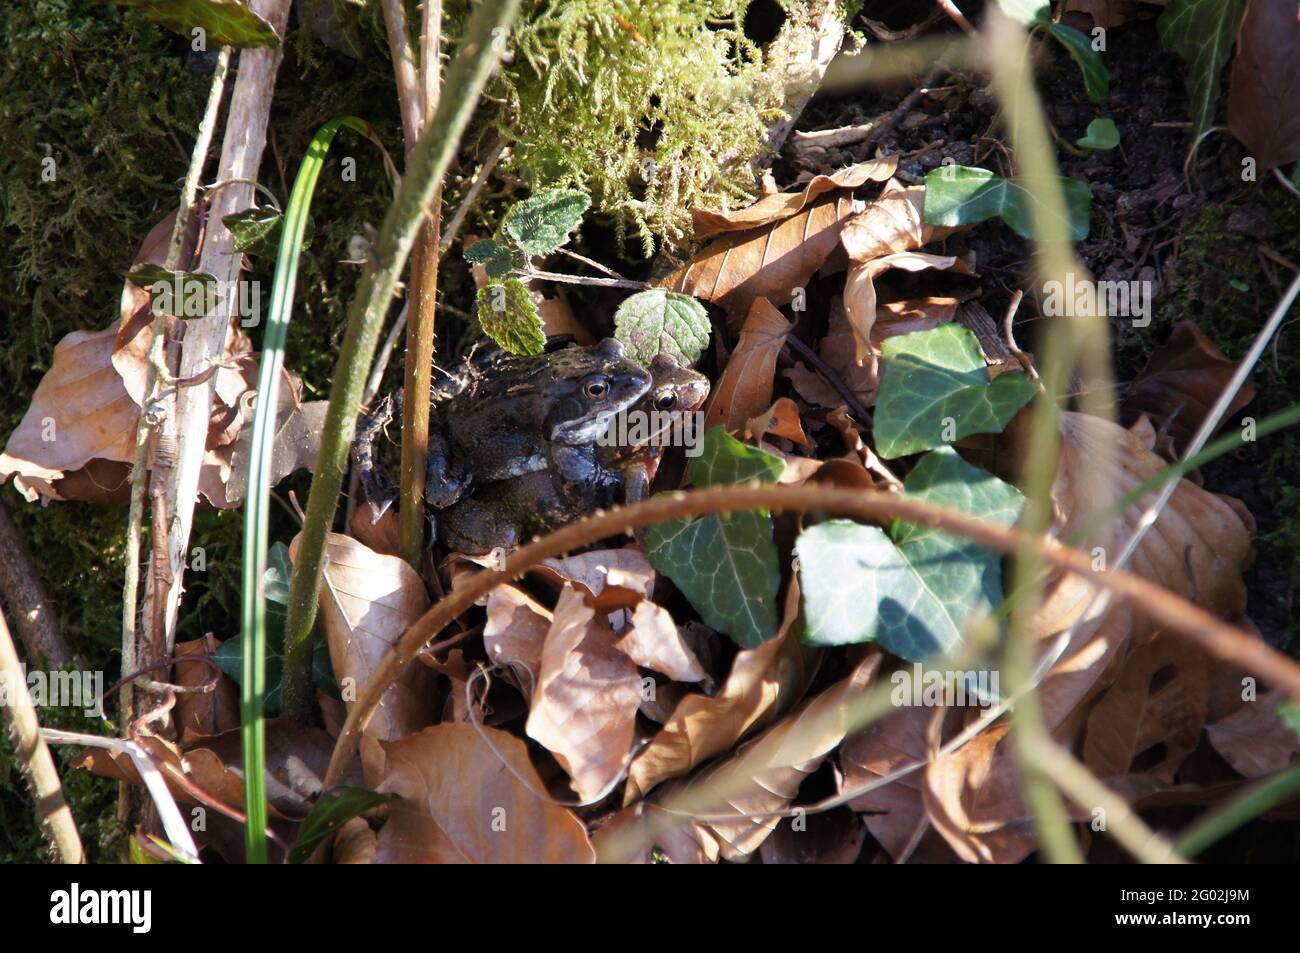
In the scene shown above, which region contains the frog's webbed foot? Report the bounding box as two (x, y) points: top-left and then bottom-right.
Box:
(438, 495), (522, 555)
(352, 390), (401, 522)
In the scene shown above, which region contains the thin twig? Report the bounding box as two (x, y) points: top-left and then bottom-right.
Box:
(439, 135), (506, 252)
(520, 268), (651, 291)
(0, 499), (72, 669)
(0, 609), (84, 863)
(322, 483), (1296, 786)
(935, 0), (975, 34)
(782, 333), (874, 426)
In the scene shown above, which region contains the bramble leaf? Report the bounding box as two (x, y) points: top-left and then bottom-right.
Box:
(613, 289), (711, 365)
(475, 279), (546, 356)
(503, 188), (591, 256)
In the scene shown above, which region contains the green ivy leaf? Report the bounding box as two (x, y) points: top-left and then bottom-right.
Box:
(1158, 0), (1247, 136)
(223, 207), (291, 257)
(798, 448), (1024, 660)
(923, 165), (1093, 242)
(645, 428), (784, 648)
(874, 324), (1039, 459)
(612, 289), (711, 365)
(112, 0), (281, 47)
(475, 279), (546, 356)
(287, 787), (395, 864)
(1046, 23), (1110, 104)
(995, 0), (1051, 24)
(213, 543), (336, 715)
(503, 188), (591, 256)
(1076, 117), (1120, 151)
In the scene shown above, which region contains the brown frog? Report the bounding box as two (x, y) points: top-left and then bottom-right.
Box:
(437, 352), (709, 553)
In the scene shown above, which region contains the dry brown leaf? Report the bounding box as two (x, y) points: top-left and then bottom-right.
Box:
(532, 546), (655, 609)
(174, 634), (240, 742)
(745, 397), (810, 447)
(1064, 0), (1166, 29)
(652, 652), (880, 861)
(376, 722), (596, 863)
(840, 180), (948, 263)
(691, 157), (897, 238)
(333, 816), (378, 864)
(1206, 690), (1300, 778)
(299, 532), (436, 786)
(1123, 321), (1256, 453)
(1082, 634), (1209, 782)
(1228, 0), (1300, 172)
(758, 808), (866, 864)
(703, 297), (792, 433)
(615, 600), (710, 685)
(660, 194), (859, 327)
(483, 584), (552, 703)
(843, 253), (968, 364)
(526, 585), (643, 802)
(623, 578), (813, 805)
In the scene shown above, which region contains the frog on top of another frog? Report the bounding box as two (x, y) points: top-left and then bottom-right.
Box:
(436, 351), (710, 554)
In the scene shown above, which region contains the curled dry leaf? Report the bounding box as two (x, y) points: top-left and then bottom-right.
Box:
(376, 722), (595, 863)
(1227, 0), (1300, 172)
(483, 584), (552, 703)
(1122, 320), (1256, 453)
(623, 578), (813, 805)
(647, 652), (880, 862)
(1206, 690), (1300, 778)
(174, 634), (240, 742)
(525, 585), (644, 803)
(840, 180), (949, 264)
(615, 600), (710, 685)
(1082, 634), (1209, 783)
(660, 193), (860, 328)
(297, 532), (436, 786)
(745, 396), (810, 447)
(842, 253), (969, 365)
(690, 156), (898, 238)
(532, 546), (655, 609)
(703, 297), (792, 434)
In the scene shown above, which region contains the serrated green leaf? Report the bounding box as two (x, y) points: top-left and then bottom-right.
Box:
(503, 189), (591, 256)
(465, 238), (519, 279)
(1158, 0), (1247, 136)
(475, 279), (546, 356)
(645, 428), (784, 648)
(464, 238), (502, 264)
(223, 207), (289, 257)
(1076, 117), (1120, 151)
(1047, 23), (1110, 104)
(874, 324), (1039, 459)
(112, 0), (281, 47)
(923, 165), (1093, 242)
(995, 0), (1051, 24)
(798, 448), (1024, 660)
(612, 289), (711, 365)
(288, 787), (394, 864)
(214, 543), (336, 715)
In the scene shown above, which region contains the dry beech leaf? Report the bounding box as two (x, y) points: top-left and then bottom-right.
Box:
(840, 180), (949, 263)
(174, 634), (240, 742)
(526, 586), (643, 802)
(691, 156), (897, 238)
(623, 578), (813, 805)
(1206, 690), (1300, 778)
(921, 723), (1046, 865)
(843, 253), (969, 364)
(532, 547), (655, 608)
(615, 600), (709, 685)
(758, 808), (866, 864)
(376, 722), (595, 864)
(1026, 412), (1253, 729)
(483, 584), (552, 703)
(661, 193), (859, 328)
(1082, 634), (1209, 783)
(703, 297), (792, 434)
(1123, 320), (1255, 453)
(651, 652), (880, 862)
(297, 532), (436, 786)
(1227, 0), (1300, 172)
(333, 816), (378, 864)
(745, 397), (810, 447)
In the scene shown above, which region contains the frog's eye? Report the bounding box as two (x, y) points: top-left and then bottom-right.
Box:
(653, 391), (677, 411)
(583, 376), (611, 400)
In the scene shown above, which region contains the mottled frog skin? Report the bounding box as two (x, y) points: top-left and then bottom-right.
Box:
(437, 352), (710, 553)
(350, 338), (652, 539)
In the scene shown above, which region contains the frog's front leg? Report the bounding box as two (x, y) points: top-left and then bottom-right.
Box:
(423, 427), (472, 509)
(547, 442), (623, 511)
(351, 391), (400, 521)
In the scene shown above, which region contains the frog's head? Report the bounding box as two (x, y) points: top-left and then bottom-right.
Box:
(599, 353), (710, 466)
(544, 338), (652, 444)
(642, 353), (710, 418)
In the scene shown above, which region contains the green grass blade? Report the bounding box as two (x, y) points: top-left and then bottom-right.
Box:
(239, 115), (370, 865)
